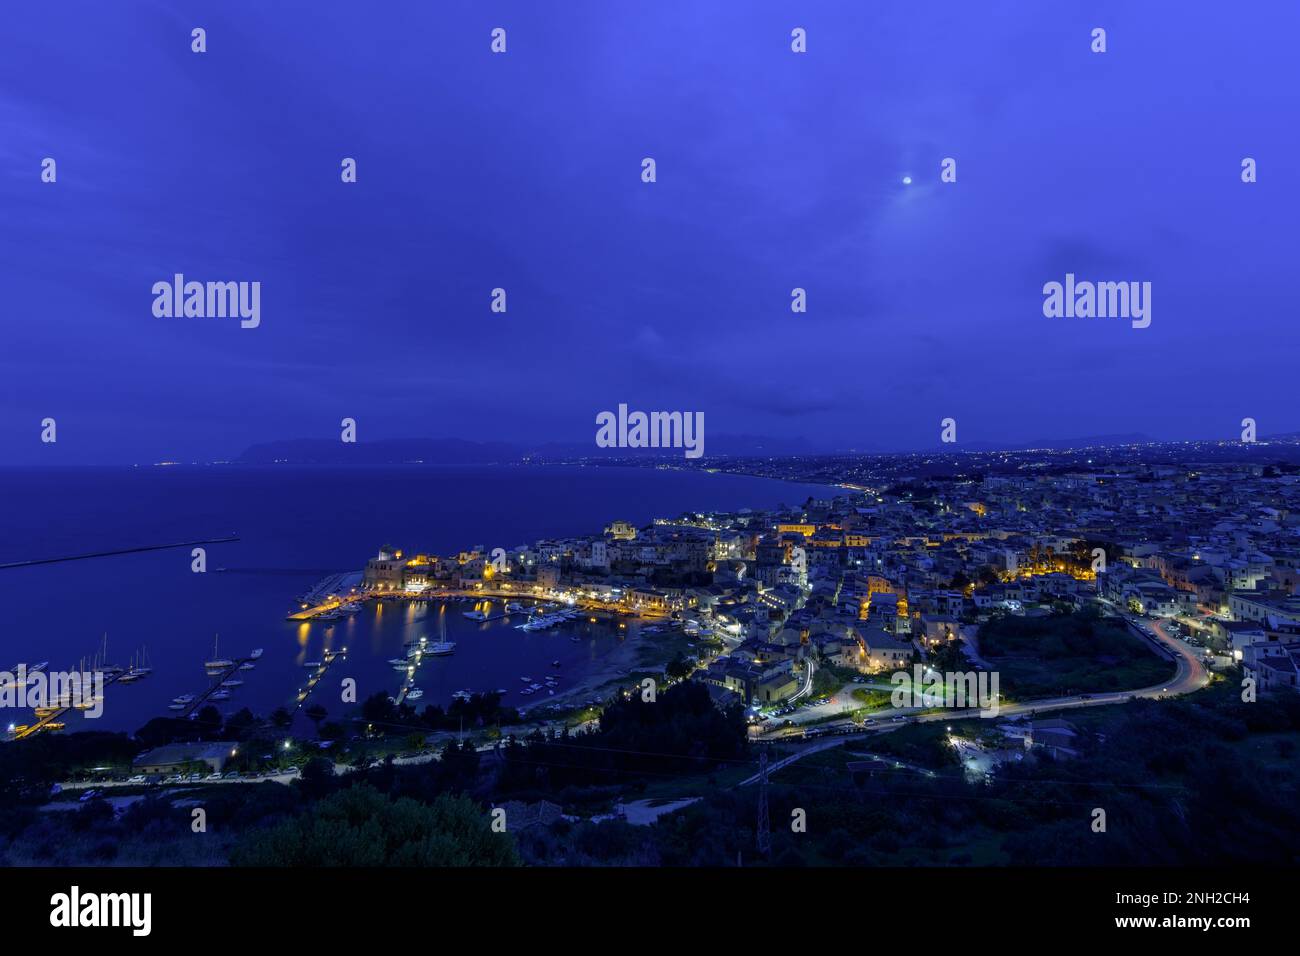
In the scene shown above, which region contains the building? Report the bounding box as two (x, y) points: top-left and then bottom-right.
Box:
(133, 742), (236, 775)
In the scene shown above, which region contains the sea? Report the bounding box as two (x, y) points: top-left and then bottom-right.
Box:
(0, 464), (834, 734)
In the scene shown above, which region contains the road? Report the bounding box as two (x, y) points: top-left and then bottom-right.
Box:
(757, 612), (1209, 742)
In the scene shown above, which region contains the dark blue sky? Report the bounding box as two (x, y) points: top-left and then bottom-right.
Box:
(3, 1), (1298, 464)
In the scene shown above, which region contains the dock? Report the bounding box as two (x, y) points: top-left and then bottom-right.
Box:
(9, 670), (129, 740)
(173, 650), (263, 719)
(293, 648), (347, 711)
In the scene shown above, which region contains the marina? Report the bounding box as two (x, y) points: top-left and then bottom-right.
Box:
(169, 645), (264, 719)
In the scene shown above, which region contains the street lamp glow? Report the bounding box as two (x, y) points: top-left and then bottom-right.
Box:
(902, 176), (912, 185)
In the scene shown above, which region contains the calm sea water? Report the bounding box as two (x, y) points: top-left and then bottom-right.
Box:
(0, 465), (831, 733)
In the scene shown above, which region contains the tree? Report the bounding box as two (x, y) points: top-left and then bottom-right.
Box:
(229, 784), (519, 866)
(270, 708), (293, 729)
(666, 653), (693, 681)
(305, 704), (328, 732)
(195, 706), (222, 736)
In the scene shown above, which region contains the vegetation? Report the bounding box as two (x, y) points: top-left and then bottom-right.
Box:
(230, 784), (519, 866)
(979, 608), (1174, 697)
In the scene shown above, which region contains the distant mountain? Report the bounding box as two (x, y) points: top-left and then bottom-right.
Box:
(956, 433), (1157, 452)
(237, 438), (521, 465)
(236, 433), (821, 464)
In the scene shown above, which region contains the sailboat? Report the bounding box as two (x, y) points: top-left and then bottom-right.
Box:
(97, 634), (124, 675)
(204, 635), (234, 674)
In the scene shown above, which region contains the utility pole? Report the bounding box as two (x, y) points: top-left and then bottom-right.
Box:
(756, 746), (771, 857)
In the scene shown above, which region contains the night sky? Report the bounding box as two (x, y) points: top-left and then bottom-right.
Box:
(3, 1), (1298, 464)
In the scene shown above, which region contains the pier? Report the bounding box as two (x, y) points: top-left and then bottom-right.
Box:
(293, 648), (347, 711)
(287, 571), (364, 620)
(9, 671), (129, 740)
(173, 650), (263, 719)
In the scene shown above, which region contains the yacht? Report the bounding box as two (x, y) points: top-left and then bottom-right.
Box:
(425, 641), (455, 656)
(451, 689), (472, 702)
(128, 647), (153, 678)
(506, 603), (525, 613)
(172, 694), (196, 705)
(204, 636), (234, 673)
(392, 660), (415, 671)
(220, 678), (244, 688)
(405, 688), (424, 701)
(249, 648), (264, 660)
(462, 609), (489, 621)
(210, 690), (232, 701)
(304, 661), (323, 668)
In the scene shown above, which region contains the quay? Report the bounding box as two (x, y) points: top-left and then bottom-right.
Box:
(174, 649), (264, 719)
(9, 670), (129, 740)
(293, 648), (347, 711)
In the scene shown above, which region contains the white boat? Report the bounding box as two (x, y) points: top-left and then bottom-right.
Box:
(304, 661), (323, 668)
(451, 689), (472, 702)
(167, 701), (187, 711)
(391, 659), (414, 671)
(172, 694), (195, 705)
(506, 603), (525, 613)
(210, 690), (232, 701)
(426, 641), (455, 656)
(250, 648), (264, 660)
(220, 679), (244, 687)
(240, 662), (256, 670)
(463, 609), (488, 621)
(406, 688), (424, 700)
(204, 636), (234, 672)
